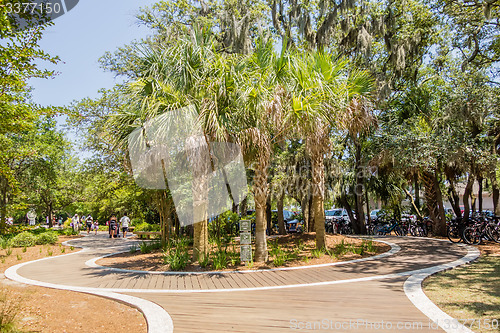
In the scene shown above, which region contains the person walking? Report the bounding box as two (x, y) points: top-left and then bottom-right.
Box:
(85, 215), (93, 234)
(120, 213), (130, 239)
(108, 215), (118, 238)
(93, 219), (99, 235)
(72, 214), (79, 232)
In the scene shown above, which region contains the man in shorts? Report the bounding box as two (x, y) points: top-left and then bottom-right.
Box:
(120, 213), (130, 238)
(109, 215), (118, 238)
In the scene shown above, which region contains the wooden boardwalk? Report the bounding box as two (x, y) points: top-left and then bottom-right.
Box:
(12, 235), (471, 332)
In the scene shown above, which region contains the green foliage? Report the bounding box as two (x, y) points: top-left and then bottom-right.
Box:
(9, 232), (36, 248)
(311, 248), (325, 259)
(211, 249), (229, 270)
(35, 232), (58, 245)
(135, 222), (160, 232)
(139, 241), (162, 254)
(163, 239), (190, 271)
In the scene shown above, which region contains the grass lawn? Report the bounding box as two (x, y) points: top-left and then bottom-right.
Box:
(423, 245), (500, 333)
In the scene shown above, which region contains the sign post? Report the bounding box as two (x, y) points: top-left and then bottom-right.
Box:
(27, 210), (37, 226)
(239, 219), (252, 263)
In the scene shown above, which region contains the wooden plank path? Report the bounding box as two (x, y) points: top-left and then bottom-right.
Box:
(15, 236), (467, 292)
(10, 234), (472, 332)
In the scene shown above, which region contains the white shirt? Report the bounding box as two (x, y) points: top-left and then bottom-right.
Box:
(120, 216), (130, 227)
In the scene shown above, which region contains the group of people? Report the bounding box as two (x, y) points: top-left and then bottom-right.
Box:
(72, 214), (99, 234)
(107, 213), (130, 239)
(70, 213), (131, 238)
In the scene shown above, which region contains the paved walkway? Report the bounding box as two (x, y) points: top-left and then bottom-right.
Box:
(5, 234), (479, 333)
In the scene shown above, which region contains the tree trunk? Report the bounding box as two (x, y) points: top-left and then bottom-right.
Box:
(239, 197), (248, 216)
(309, 195), (315, 232)
(491, 170), (500, 216)
(301, 196), (309, 232)
(189, 137), (210, 262)
(446, 171), (462, 218)
(422, 170), (446, 236)
(0, 178), (8, 230)
(365, 189), (371, 225)
(266, 194), (272, 234)
(414, 174), (420, 210)
(277, 191), (286, 235)
(478, 176), (483, 213)
(463, 172), (475, 224)
(310, 149), (325, 249)
(353, 144), (366, 234)
(253, 155), (270, 262)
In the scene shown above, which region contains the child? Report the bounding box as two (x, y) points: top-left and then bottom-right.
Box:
(92, 220), (99, 235)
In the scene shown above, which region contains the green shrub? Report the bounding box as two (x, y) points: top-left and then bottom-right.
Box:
(135, 222), (160, 232)
(139, 241), (162, 254)
(163, 247), (189, 270)
(35, 232), (58, 245)
(9, 232), (36, 248)
(130, 218), (142, 226)
(212, 249), (229, 270)
(0, 237), (8, 250)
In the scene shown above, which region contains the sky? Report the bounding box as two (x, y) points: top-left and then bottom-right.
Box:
(28, 0), (158, 156)
(30, 0), (157, 106)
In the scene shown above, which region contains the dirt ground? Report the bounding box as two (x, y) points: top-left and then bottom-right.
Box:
(99, 233), (390, 272)
(0, 236), (147, 333)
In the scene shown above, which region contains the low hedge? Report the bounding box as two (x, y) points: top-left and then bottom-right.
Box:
(10, 232), (36, 247)
(35, 232), (58, 245)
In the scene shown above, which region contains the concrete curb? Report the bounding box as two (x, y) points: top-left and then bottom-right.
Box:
(4, 247), (174, 333)
(403, 242), (480, 333)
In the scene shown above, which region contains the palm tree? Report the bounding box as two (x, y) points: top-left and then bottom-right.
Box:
(338, 70), (376, 234)
(287, 52), (348, 248)
(228, 39), (291, 262)
(107, 27), (227, 261)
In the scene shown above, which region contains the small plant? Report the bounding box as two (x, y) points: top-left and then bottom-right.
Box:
(364, 240), (375, 252)
(22, 247), (26, 253)
(60, 248), (65, 253)
(39, 247), (42, 254)
(199, 253), (210, 268)
(0, 289), (23, 332)
(246, 260), (254, 269)
(9, 232), (36, 248)
(70, 246), (74, 251)
(6, 248), (12, 256)
(212, 249), (229, 270)
(0, 238), (8, 250)
(311, 248), (325, 259)
(47, 249), (53, 256)
(129, 245), (138, 253)
(16, 254), (21, 261)
(296, 239), (306, 252)
(335, 240), (348, 256)
(163, 247), (189, 271)
(1, 258), (5, 263)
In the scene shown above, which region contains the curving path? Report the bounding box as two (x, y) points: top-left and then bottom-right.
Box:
(5, 234), (479, 333)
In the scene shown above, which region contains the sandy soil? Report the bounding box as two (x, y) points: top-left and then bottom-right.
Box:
(99, 233), (390, 272)
(0, 235), (147, 333)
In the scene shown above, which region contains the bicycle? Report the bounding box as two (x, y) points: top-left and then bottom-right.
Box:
(374, 219), (404, 236)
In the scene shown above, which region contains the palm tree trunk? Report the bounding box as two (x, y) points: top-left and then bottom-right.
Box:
(310, 149), (326, 249)
(253, 157), (269, 262)
(354, 144), (366, 234)
(277, 191), (286, 235)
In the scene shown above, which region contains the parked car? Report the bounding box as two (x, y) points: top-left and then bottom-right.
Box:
(325, 209), (350, 222)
